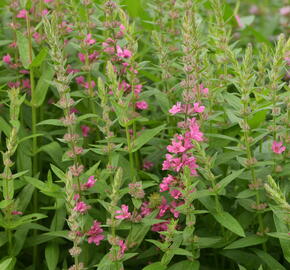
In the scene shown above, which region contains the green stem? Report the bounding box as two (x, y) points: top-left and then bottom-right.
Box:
(27, 13), (39, 268)
(125, 125), (135, 181)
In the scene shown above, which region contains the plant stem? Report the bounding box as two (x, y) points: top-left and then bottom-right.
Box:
(27, 13), (39, 268)
(125, 125), (135, 181)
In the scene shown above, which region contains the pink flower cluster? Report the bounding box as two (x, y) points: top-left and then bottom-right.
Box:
(140, 197), (183, 233)
(115, 204), (131, 220)
(87, 220), (105, 246)
(73, 201), (91, 214)
(169, 102), (205, 115)
(162, 118), (203, 177)
(75, 75), (96, 91)
(272, 141), (286, 154)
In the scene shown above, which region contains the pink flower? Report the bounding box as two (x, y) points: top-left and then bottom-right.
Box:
(151, 221), (169, 232)
(75, 76), (85, 85)
(200, 84), (209, 95)
(170, 189), (182, 199)
(115, 204), (131, 220)
(33, 32), (42, 43)
(141, 202), (151, 217)
(19, 69), (29, 74)
(193, 102), (205, 113)
(67, 65), (79, 74)
(136, 101), (148, 110)
(143, 161), (153, 170)
(119, 81), (131, 92)
(84, 176), (96, 189)
(188, 118), (204, 141)
(84, 33), (96, 45)
(249, 5), (259, 15)
(73, 194), (80, 201)
(87, 221), (104, 245)
(169, 102), (182, 115)
(42, 9), (49, 16)
(160, 174), (175, 192)
(89, 51), (99, 61)
(22, 79), (31, 89)
(78, 53), (86, 63)
(3, 54), (12, 64)
(116, 45), (132, 58)
(158, 197), (170, 217)
(44, 0), (54, 2)
(70, 107), (79, 114)
(119, 24), (126, 31)
(8, 81), (21, 88)
(81, 125), (90, 137)
(16, 9), (27, 19)
(235, 15), (243, 28)
(12, 211), (23, 215)
(134, 84), (142, 94)
(103, 46), (115, 54)
(84, 80), (96, 89)
(280, 6), (290, 16)
(122, 49), (132, 58)
(118, 240), (127, 255)
(170, 201), (183, 218)
(9, 42), (17, 48)
(73, 201), (91, 213)
(167, 140), (186, 154)
(272, 141), (286, 154)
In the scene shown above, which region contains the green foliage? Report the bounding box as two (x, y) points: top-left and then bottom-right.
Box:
(0, 0), (289, 270)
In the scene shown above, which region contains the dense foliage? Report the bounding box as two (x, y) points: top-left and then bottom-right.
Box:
(0, 0), (289, 269)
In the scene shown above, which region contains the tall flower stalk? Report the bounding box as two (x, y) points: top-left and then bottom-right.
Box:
(1, 87), (24, 256)
(44, 13), (87, 270)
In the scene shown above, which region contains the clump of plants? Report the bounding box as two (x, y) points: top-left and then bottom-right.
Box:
(0, 0), (289, 269)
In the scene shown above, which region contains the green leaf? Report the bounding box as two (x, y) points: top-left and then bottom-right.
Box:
(267, 232), (290, 241)
(12, 170), (29, 179)
(0, 200), (12, 209)
(252, 248), (286, 270)
(0, 213), (47, 229)
(25, 231), (69, 247)
(38, 142), (63, 165)
(45, 243), (59, 270)
(238, 264), (247, 270)
(217, 169), (244, 192)
(272, 208), (290, 263)
(153, 89), (170, 114)
(77, 113), (99, 122)
(0, 257), (15, 270)
(37, 119), (63, 126)
(132, 124), (166, 152)
(221, 250), (261, 269)
(24, 176), (63, 198)
(50, 164), (66, 180)
(121, 0), (142, 17)
(30, 47), (48, 68)
(16, 31), (33, 69)
(236, 189), (256, 199)
(146, 239), (168, 251)
(240, 16), (255, 27)
(34, 62), (55, 107)
(168, 248), (193, 257)
(0, 40), (12, 46)
(196, 237), (223, 248)
(0, 116), (11, 137)
(224, 235), (267, 249)
(0, 232), (8, 248)
(213, 211), (245, 237)
(168, 260), (199, 270)
(142, 262), (167, 270)
(188, 190), (215, 201)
